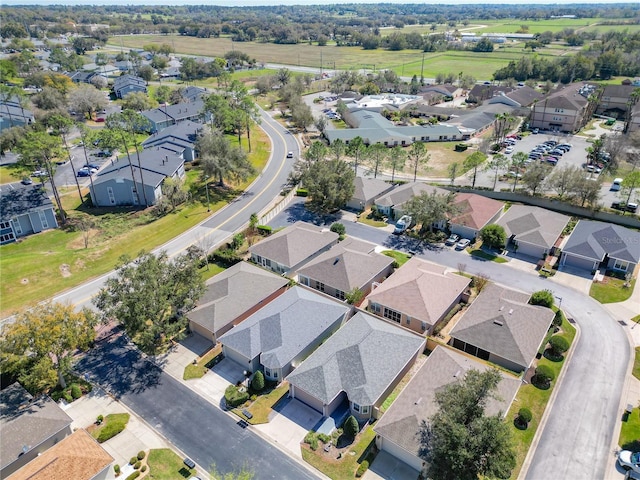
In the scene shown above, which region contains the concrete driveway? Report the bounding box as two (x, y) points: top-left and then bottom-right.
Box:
(254, 397), (321, 458)
(363, 450), (420, 480)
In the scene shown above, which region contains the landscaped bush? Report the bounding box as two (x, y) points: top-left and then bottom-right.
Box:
(125, 471), (140, 480)
(257, 225), (272, 235)
(530, 290), (554, 308)
(114, 464), (120, 476)
(134, 461), (141, 470)
(224, 385), (249, 408)
(318, 433), (331, 444)
(130, 457), (137, 465)
(356, 460), (370, 477)
(533, 364), (555, 388)
(330, 222), (346, 237)
(211, 247), (242, 267)
(304, 431), (319, 451)
(96, 414), (104, 425)
(141, 465), (147, 473)
(70, 384), (82, 399)
(518, 407), (533, 424)
(137, 451), (145, 460)
(343, 415), (359, 438)
(251, 371), (265, 392)
(97, 419), (128, 444)
(63, 391), (73, 403)
(548, 335), (570, 357)
(553, 310), (564, 328)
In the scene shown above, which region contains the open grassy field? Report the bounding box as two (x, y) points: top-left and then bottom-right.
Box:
(465, 17), (640, 34)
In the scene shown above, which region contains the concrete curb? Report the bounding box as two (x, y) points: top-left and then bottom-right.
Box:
(517, 309), (581, 479)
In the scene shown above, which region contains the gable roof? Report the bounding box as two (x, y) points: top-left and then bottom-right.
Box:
(496, 205), (569, 250)
(0, 183), (54, 219)
(141, 100), (205, 125)
(506, 86), (544, 107)
(563, 220), (640, 264)
(99, 150), (183, 178)
(449, 193), (504, 230)
(187, 262), (289, 336)
(142, 120), (203, 151)
(374, 346), (520, 457)
(296, 238), (394, 293)
(287, 311), (425, 406)
(218, 286), (350, 370)
(366, 257), (471, 327)
(468, 84), (514, 101)
(0, 384), (73, 472)
(352, 176), (395, 203)
(449, 283), (554, 369)
(375, 182), (447, 208)
(7, 429), (113, 480)
(113, 74), (145, 90)
(248, 221), (339, 269)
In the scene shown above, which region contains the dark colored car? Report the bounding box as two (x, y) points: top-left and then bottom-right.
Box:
(77, 168), (91, 177)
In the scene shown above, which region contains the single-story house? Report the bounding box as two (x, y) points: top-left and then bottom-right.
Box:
(287, 311), (426, 420)
(112, 74), (147, 99)
(346, 176), (395, 211)
(496, 205), (570, 259)
(325, 110), (462, 147)
(249, 221), (339, 276)
(6, 429), (113, 480)
(448, 283), (555, 373)
(219, 286), (350, 383)
(181, 86), (208, 103)
(67, 71), (102, 84)
(560, 220), (640, 274)
(295, 238), (395, 301)
(447, 193), (504, 241)
(365, 257), (471, 336)
(0, 383), (73, 478)
(374, 345), (521, 473)
(89, 150), (185, 207)
(141, 120), (204, 162)
(0, 183), (58, 245)
(141, 100), (207, 133)
(374, 182), (447, 219)
(419, 84), (463, 98)
(188, 261), (289, 343)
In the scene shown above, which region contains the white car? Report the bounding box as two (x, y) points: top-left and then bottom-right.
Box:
(286, 151), (294, 158)
(618, 450), (640, 472)
(394, 215), (412, 234)
(505, 146), (514, 154)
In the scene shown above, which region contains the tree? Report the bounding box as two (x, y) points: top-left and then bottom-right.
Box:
(548, 335), (570, 357)
(485, 154), (508, 191)
(344, 415), (359, 438)
(448, 162), (459, 186)
(407, 141), (430, 182)
(68, 83), (108, 120)
(521, 162), (551, 195)
(301, 159), (355, 214)
(314, 115), (327, 135)
(196, 129), (255, 187)
(480, 224), (506, 250)
(418, 369), (516, 480)
(534, 365), (555, 388)
(346, 136), (367, 174)
(121, 91), (155, 112)
(493, 113), (515, 145)
(621, 171), (640, 207)
(345, 288), (365, 305)
(474, 37), (494, 52)
(403, 190), (458, 235)
(48, 114), (84, 203)
(546, 165), (581, 199)
(94, 251), (205, 355)
(290, 99), (314, 131)
(329, 138), (346, 162)
(330, 222), (346, 237)
(571, 175), (601, 207)
(510, 152), (528, 192)
(90, 75), (108, 90)
(160, 176), (188, 211)
(463, 151), (486, 188)
(154, 85), (172, 104)
(0, 302), (97, 393)
(251, 371), (265, 391)
(367, 143), (388, 179)
(387, 146), (407, 183)
(530, 289), (554, 308)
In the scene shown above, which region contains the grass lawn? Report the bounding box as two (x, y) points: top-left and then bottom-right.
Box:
(358, 208), (388, 228)
(302, 426), (376, 480)
(0, 165), (25, 184)
(147, 448), (196, 480)
(506, 314), (576, 479)
(620, 408), (640, 451)
(634, 347), (640, 381)
(91, 413), (130, 443)
(183, 343), (223, 380)
(0, 128), (269, 317)
(382, 249), (411, 266)
(590, 276), (636, 304)
(234, 382), (290, 425)
(469, 249), (508, 263)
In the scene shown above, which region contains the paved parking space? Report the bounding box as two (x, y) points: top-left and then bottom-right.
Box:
(363, 450), (420, 480)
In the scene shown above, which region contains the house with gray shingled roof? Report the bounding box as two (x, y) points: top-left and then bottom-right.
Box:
(141, 120), (203, 161)
(560, 220), (640, 274)
(218, 286), (350, 383)
(141, 100), (208, 133)
(496, 205), (570, 259)
(112, 74), (147, 99)
(287, 311), (425, 420)
(373, 182), (447, 219)
(346, 176), (395, 211)
(0, 183), (58, 245)
(249, 221), (339, 275)
(295, 238), (395, 302)
(374, 345), (520, 472)
(0, 383), (73, 478)
(448, 283), (555, 373)
(188, 261), (289, 343)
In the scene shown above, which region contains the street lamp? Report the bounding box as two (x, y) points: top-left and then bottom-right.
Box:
(204, 175), (210, 212)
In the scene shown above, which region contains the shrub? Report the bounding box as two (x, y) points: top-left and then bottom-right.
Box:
(343, 415), (359, 438)
(70, 384), (82, 399)
(479, 224), (506, 249)
(356, 460), (370, 477)
(251, 371), (265, 392)
(530, 290), (554, 308)
(125, 471), (140, 480)
(141, 465), (147, 473)
(304, 432), (319, 451)
(330, 222), (346, 236)
(257, 225), (272, 235)
(318, 433), (331, 444)
(130, 457), (137, 465)
(97, 421), (127, 443)
(534, 364), (555, 387)
(250, 394), (257, 401)
(553, 310), (563, 327)
(63, 391), (73, 403)
(114, 464), (120, 476)
(96, 414), (104, 424)
(134, 461), (141, 470)
(549, 335), (570, 356)
(211, 247), (242, 267)
(224, 385), (249, 408)
(518, 408), (533, 424)
(137, 451), (145, 460)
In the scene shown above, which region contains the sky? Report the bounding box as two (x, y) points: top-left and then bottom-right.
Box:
(2, 0), (639, 5)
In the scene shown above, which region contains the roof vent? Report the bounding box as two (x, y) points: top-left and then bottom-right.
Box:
(453, 369), (461, 378)
(415, 397), (422, 405)
(499, 306), (504, 311)
(508, 309), (514, 315)
(493, 319), (504, 326)
(333, 258), (340, 265)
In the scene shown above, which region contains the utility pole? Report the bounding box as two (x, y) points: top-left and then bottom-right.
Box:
(320, 49), (323, 78)
(420, 52), (425, 81)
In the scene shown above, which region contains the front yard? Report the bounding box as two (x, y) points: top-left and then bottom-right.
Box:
(590, 273), (636, 304)
(233, 382), (290, 425)
(147, 448), (196, 480)
(619, 408), (640, 452)
(183, 343), (223, 380)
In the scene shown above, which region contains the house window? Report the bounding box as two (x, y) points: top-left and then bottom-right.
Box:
(265, 368), (271, 377)
(421, 322), (427, 331)
(443, 135), (448, 140)
(336, 290), (345, 301)
(38, 210), (48, 229)
(383, 307), (402, 324)
(316, 281), (325, 292)
(370, 302), (381, 314)
(614, 259), (629, 271)
(554, 108), (564, 113)
(1, 233), (15, 242)
(406, 316), (411, 326)
(401, 140), (406, 145)
(0, 221), (10, 229)
(352, 402), (360, 412)
(273, 371), (278, 378)
(299, 276), (309, 287)
(264, 258), (271, 268)
(107, 187), (116, 205)
(361, 405), (370, 414)
(11, 218), (22, 235)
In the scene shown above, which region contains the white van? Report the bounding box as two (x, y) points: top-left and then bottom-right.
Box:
(611, 178), (623, 191)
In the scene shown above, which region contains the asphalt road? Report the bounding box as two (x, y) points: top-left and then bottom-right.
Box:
(268, 197), (630, 480)
(48, 107), (299, 311)
(76, 333), (319, 480)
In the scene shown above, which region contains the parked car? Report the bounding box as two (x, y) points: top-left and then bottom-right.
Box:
(95, 117), (105, 123)
(84, 163), (100, 170)
(394, 215), (413, 234)
(30, 170), (48, 177)
(611, 178), (623, 191)
(532, 128), (539, 134)
(618, 450), (640, 472)
(625, 470), (640, 480)
(445, 234), (460, 246)
(628, 203), (638, 213)
(455, 238), (471, 250)
(20, 177), (33, 185)
(505, 146), (514, 154)
(77, 168), (92, 177)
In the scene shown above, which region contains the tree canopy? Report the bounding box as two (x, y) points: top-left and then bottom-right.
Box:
(195, 128), (255, 186)
(402, 190), (458, 235)
(301, 159), (355, 214)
